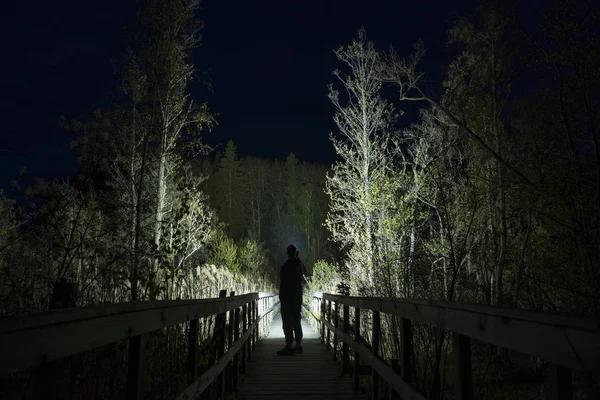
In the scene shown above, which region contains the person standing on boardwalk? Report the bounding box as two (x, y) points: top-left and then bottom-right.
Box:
(277, 244), (304, 355)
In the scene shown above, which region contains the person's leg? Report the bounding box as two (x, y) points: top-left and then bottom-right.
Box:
(279, 301), (294, 353)
(293, 301), (303, 349)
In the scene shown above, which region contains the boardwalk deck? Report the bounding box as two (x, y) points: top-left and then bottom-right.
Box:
(237, 314), (367, 400)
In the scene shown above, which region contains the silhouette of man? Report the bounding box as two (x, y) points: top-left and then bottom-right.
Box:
(277, 244), (304, 355)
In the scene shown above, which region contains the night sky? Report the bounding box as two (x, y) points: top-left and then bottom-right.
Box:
(1, 0), (545, 193)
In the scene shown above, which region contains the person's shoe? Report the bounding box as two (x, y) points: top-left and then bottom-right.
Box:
(277, 346), (295, 355)
(293, 345), (303, 354)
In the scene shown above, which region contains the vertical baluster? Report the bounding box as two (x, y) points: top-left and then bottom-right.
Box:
(452, 332), (473, 400)
(401, 318), (413, 385)
(372, 310), (381, 400)
(126, 333), (147, 400)
(187, 318), (199, 383)
(205, 289), (227, 400)
(326, 299), (332, 349)
(391, 359), (401, 400)
(225, 291), (235, 392)
(233, 305), (240, 391)
(547, 363), (573, 400)
(241, 304), (248, 371)
(217, 290), (228, 398)
(342, 301), (350, 373)
(354, 307), (361, 391)
(333, 300), (339, 361)
(252, 299), (257, 351)
(320, 296), (326, 342)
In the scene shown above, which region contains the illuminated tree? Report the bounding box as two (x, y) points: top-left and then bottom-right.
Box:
(325, 28), (397, 292)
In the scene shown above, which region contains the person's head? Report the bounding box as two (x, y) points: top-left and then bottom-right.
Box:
(286, 244), (296, 259)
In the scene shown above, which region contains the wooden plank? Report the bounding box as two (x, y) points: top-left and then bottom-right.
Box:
(0, 294), (263, 333)
(322, 294), (600, 372)
(238, 315), (367, 400)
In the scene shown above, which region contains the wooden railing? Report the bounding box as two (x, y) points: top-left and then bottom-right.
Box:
(307, 293), (600, 400)
(0, 291), (279, 399)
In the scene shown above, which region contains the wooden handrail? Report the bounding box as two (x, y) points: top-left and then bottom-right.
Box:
(310, 292), (600, 400)
(176, 296), (279, 400)
(0, 292), (277, 376)
(318, 293), (600, 372)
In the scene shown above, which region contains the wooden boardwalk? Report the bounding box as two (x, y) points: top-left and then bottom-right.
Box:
(237, 314), (367, 400)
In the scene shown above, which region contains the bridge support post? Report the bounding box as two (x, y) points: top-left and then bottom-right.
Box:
(225, 291), (235, 392)
(372, 310), (381, 400)
(401, 318), (413, 386)
(242, 304), (248, 371)
(233, 305), (240, 391)
(252, 299), (257, 351)
(546, 363), (573, 400)
(320, 297), (326, 343)
(126, 333), (147, 400)
(452, 332), (473, 400)
(390, 359), (401, 400)
(326, 299), (332, 349)
(354, 307), (361, 391)
(333, 300), (339, 361)
(187, 318), (199, 383)
(342, 301), (350, 372)
(206, 289), (227, 400)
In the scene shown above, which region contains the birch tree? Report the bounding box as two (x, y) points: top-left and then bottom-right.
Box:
(325, 29), (396, 292)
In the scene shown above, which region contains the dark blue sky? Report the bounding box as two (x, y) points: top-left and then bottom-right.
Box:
(1, 0), (545, 193)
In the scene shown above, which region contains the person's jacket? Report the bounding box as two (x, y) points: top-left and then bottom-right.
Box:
(279, 258), (303, 303)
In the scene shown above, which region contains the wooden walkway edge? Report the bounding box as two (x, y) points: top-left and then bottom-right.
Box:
(237, 314), (367, 400)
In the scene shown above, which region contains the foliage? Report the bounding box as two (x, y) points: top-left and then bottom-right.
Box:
(238, 239), (268, 276)
(307, 260), (340, 295)
(325, 28), (399, 295)
(208, 233), (239, 273)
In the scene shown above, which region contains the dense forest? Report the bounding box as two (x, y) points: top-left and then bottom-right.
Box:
(1, 0), (599, 396)
(1, 0), (598, 318)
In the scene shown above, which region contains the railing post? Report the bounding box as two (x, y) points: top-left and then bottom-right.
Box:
(452, 332), (473, 400)
(225, 291), (235, 391)
(354, 307), (361, 391)
(252, 299), (257, 351)
(547, 363), (573, 400)
(391, 359), (401, 400)
(207, 289), (227, 399)
(343, 301), (350, 372)
(401, 317), (413, 385)
(242, 303), (248, 371)
(126, 333), (147, 400)
(187, 318), (199, 383)
(233, 305), (240, 391)
(326, 299), (332, 349)
(372, 310), (381, 400)
(320, 296), (326, 342)
(333, 300), (339, 361)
